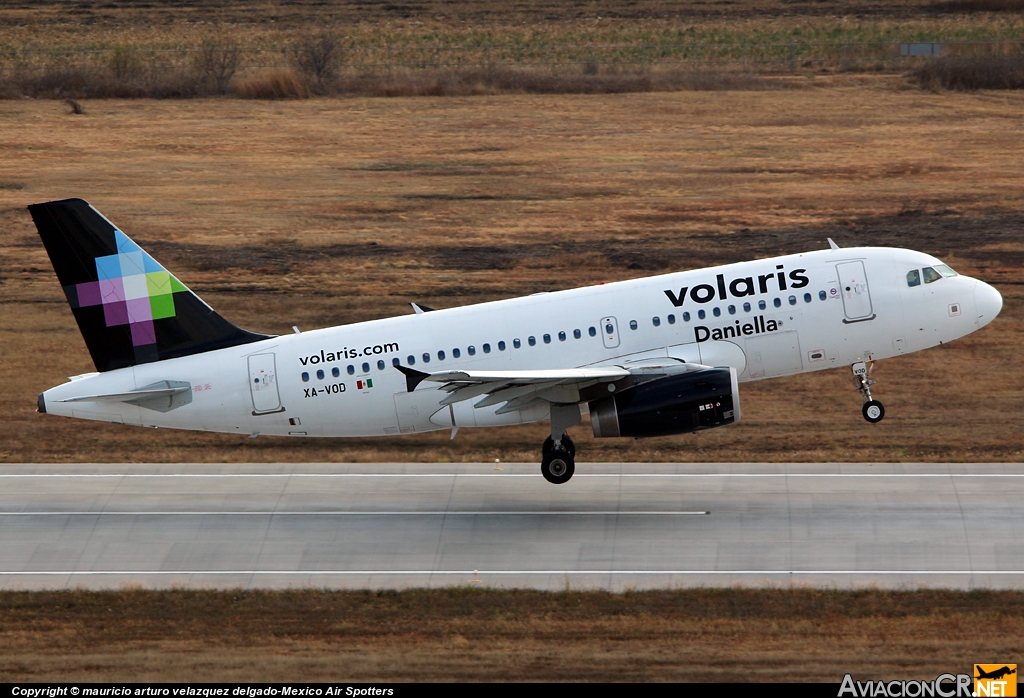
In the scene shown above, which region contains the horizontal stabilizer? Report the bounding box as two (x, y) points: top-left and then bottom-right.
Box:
(56, 380), (192, 413)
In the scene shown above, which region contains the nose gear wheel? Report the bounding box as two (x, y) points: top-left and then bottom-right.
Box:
(852, 361), (885, 423)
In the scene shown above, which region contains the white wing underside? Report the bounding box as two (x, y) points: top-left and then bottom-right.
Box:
(414, 360), (709, 415)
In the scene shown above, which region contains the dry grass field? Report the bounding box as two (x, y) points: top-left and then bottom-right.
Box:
(2, 588), (1023, 681)
(1, 83), (1022, 464)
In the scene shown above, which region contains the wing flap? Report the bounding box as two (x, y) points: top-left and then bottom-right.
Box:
(394, 360), (712, 416)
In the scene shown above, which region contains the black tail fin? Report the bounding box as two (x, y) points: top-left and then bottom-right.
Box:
(29, 198), (271, 372)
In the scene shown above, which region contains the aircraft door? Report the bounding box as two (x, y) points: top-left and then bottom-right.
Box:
(836, 261), (875, 321)
(601, 317), (620, 348)
(248, 353), (283, 414)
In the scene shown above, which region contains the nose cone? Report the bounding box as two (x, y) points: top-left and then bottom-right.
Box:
(974, 280), (1003, 328)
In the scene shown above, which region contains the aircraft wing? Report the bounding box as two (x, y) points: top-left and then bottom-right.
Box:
(396, 360), (705, 415)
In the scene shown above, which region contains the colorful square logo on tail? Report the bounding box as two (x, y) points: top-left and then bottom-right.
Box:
(975, 665), (1017, 697)
(73, 230), (190, 347)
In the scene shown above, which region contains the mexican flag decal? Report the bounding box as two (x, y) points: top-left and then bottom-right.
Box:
(356, 379), (373, 390)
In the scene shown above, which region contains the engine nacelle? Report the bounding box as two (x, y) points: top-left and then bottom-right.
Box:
(589, 367), (740, 438)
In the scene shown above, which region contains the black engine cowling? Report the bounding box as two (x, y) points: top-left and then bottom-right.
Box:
(589, 367), (740, 438)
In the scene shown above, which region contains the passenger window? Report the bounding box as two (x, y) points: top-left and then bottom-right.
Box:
(589, 327), (597, 337)
(347, 365), (355, 375)
(362, 362), (370, 373)
(712, 307), (721, 317)
(818, 290), (827, 300)
(529, 337), (536, 346)
(407, 356), (415, 365)
(483, 343), (491, 353)
(422, 353), (430, 363)
(453, 348), (461, 358)
(652, 317), (661, 327)
(332, 367), (340, 378)
(923, 267), (942, 284)
(683, 312), (690, 322)
(498, 341), (506, 351)
(377, 360), (385, 370)
(438, 350), (445, 360)
(629, 320), (638, 330)
(697, 309), (705, 320)
(468, 345), (476, 355)
(514, 338), (522, 348)
(728, 305), (736, 315)
(543, 334), (551, 343)
(789, 295), (797, 305)
(758, 300), (766, 310)
(558, 332), (566, 341)
(743, 302), (751, 312)
(317, 369), (325, 380)
(804, 293), (812, 303)
(907, 269), (921, 287)
(667, 314), (675, 324)
(301, 372), (309, 382)
(573, 329), (581, 339)
(392, 357), (401, 367)
(773, 298), (782, 308)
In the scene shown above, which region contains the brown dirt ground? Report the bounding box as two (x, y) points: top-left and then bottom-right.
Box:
(2, 85), (1022, 464)
(2, 588), (1023, 682)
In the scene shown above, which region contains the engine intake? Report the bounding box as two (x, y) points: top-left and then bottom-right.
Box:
(589, 367), (740, 438)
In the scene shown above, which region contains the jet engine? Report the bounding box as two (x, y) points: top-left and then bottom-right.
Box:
(589, 367), (740, 438)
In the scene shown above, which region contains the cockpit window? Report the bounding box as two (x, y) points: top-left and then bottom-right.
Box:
(923, 267), (942, 284)
(934, 264), (958, 278)
(906, 269), (921, 287)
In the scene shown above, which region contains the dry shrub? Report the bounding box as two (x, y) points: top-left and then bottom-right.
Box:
(930, 0), (1024, 11)
(909, 56), (1024, 90)
(237, 69), (311, 99)
(0, 62), (788, 101)
(4, 65), (207, 99)
(289, 30), (340, 86)
(328, 67), (786, 97)
(195, 38), (241, 94)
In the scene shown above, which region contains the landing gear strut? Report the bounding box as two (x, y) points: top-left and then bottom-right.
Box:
(541, 404), (581, 484)
(852, 361), (885, 424)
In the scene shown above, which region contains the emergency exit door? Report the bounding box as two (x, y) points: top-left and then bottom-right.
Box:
(248, 353), (283, 414)
(601, 317), (620, 348)
(836, 261), (875, 322)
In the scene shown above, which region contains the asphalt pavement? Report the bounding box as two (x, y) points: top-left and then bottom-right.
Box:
(1, 462), (1021, 590)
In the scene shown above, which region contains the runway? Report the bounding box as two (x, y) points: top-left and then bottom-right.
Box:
(1, 462), (1023, 591)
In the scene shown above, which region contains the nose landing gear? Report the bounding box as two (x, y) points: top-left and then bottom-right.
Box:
(852, 361), (885, 423)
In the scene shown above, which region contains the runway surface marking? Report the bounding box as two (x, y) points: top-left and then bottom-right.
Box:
(2, 570), (1023, 576)
(2, 473), (1022, 478)
(0, 510), (711, 516)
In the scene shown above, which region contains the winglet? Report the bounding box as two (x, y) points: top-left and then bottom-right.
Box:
(827, 238), (840, 250)
(395, 365), (430, 392)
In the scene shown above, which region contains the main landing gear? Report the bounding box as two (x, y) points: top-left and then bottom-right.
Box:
(542, 434), (575, 484)
(852, 361), (885, 424)
(541, 404), (582, 484)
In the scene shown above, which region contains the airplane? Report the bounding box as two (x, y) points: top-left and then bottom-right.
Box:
(975, 667), (1017, 681)
(30, 198), (1003, 484)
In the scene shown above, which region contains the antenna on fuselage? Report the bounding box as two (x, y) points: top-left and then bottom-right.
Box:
(827, 238), (840, 250)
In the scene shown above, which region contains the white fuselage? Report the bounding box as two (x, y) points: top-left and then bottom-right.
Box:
(41, 246), (1002, 437)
